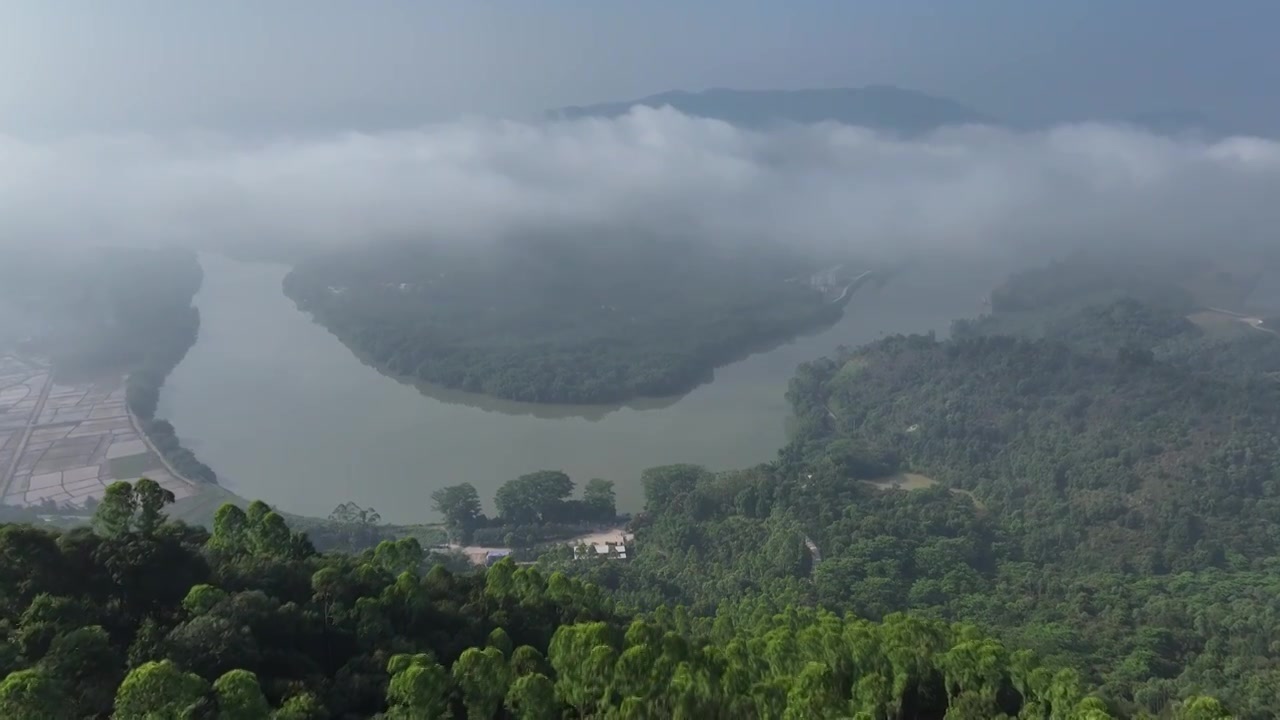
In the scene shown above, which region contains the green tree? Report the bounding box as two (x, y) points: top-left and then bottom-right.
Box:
(36, 625), (121, 717)
(373, 538), (424, 575)
(495, 471), (574, 524)
(245, 500), (272, 526)
(14, 593), (90, 659)
(94, 480), (138, 537)
(250, 512), (293, 557)
(272, 692), (328, 720)
(510, 645), (549, 678)
(183, 584), (229, 616)
(327, 501), (381, 525)
(505, 673), (559, 720)
(208, 504), (249, 553)
(487, 627), (514, 659)
(583, 478), (617, 520)
(1176, 696), (1234, 720)
(0, 525), (66, 617)
(386, 654), (450, 719)
(0, 668), (71, 719)
(640, 465), (709, 515)
(325, 502), (383, 548)
(114, 660), (210, 719)
(453, 646), (511, 719)
(213, 669), (271, 720)
(431, 483), (484, 539)
(549, 623), (615, 716)
(133, 477), (176, 536)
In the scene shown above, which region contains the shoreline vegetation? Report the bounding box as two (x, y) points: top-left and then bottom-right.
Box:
(0, 248), (219, 509)
(123, 307), (218, 487)
(4, 250), (1274, 716)
(282, 238), (868, 405)
(570, 252), (1280, 717)
(0, 487), (1140, 718)
(92, 249), (220, 488)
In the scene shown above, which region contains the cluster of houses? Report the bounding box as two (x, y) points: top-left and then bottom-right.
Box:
(481, 537), (631, 567)
(571, 540), (629, 561)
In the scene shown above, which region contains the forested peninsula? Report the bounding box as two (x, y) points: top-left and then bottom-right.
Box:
(283, 238), (860, 404)
(4, 253), (1275, 717)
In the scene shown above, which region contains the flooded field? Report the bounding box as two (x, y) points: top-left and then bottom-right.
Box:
(0, 355), (198, 509)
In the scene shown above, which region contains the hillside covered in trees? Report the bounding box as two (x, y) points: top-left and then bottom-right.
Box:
(560, 259), (1280, 718)
(283, 237), (855, 404)
(0, 485), (1166, 719)
(3, 253), (1271, 717)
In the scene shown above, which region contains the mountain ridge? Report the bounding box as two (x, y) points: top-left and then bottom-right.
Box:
(550, 85), (1230, 137)
(550, 84), (993, 134)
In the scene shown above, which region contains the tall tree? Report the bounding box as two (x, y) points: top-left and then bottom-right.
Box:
(495, 471), (574, 524)
(0, 668), (71, 719)
(385, 656), (451, 720)
(582, 478), (617, 520)
(208, 504), (249, 553)
(373, 538), (424, 575)
(93, 481), (137, 537)
(326, 501), (383, 547)
(640, 464), (709, 515)
(505, 673), (559, 720)
(431, 483), (484, 540)
(212, 669), (271, 720)
(249, 511), (294, 558)
(0, 525), (66, 616)
(113, 660), (210, 719)
(133, 477), (176, 536)
(36, 625), (121, 718)
(272, 692), (329, 720)
(452, 646), (511, 719)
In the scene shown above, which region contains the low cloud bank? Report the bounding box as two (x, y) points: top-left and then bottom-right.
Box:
(2, 107), (1279, 264)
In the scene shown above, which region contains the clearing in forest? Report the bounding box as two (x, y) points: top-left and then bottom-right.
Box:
(863, 472), (987, 510)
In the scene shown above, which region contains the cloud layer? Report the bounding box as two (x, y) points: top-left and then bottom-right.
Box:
(3, 107), (1279, 265)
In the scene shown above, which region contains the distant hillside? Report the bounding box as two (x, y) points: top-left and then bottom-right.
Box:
(1123, 109), (1218, 136)
(549, 86), (1247, 140)
(550, 85), (994, 133)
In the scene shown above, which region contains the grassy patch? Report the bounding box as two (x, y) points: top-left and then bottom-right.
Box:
(864, 472), (938, 491)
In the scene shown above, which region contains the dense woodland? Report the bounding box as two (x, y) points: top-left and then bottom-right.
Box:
(4, 253), (1276, 717)
(0, 484), (1183, 719)
(283, 237), (848, 404)
(431, 472), (619, 548)
(564, 258), (1280, 718)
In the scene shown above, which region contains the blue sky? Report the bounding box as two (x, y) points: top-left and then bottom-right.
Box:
(1, 1), (1276, 135)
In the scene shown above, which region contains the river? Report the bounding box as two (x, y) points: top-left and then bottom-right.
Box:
(159, 253), (998, 523)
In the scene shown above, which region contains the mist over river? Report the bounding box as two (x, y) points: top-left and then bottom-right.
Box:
(159, 253), (998, 523)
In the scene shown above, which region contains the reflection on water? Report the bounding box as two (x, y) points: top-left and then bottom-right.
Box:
(159, 253), (999, 523)
(411, 381), (684, 422)
(337, 342), (685, 422)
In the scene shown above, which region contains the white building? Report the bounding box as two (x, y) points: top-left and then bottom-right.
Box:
(572, 541), (629, 560)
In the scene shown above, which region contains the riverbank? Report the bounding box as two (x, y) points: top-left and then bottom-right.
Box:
(161, 254), (988, 522)
(0, 355), (200, 511)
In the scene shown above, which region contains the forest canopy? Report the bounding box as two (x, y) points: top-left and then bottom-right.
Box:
(3, 252), (1274, 717)
(0, 486), (1162, 719)
(562, 257), (1280, 718)
(283, 236), (858, 404)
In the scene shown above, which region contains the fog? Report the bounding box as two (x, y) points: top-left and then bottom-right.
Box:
(3, 108), (1280, 267)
